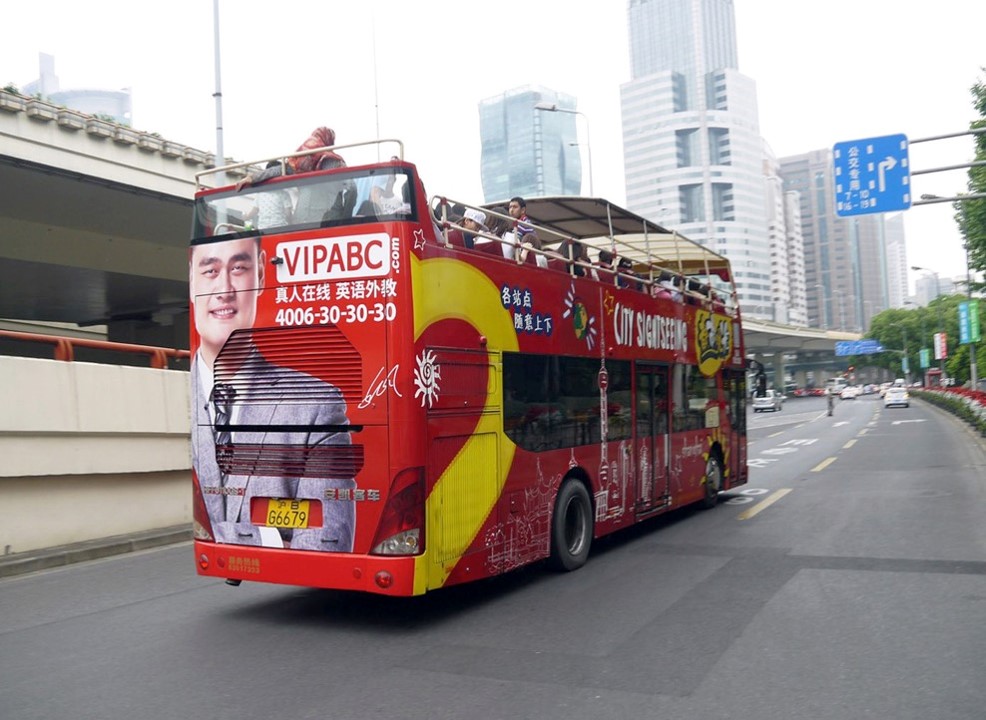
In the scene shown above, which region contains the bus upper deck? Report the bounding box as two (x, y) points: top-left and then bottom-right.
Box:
(193, 139), (739, 320)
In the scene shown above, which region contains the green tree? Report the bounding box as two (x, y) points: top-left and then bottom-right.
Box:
(868, 297), (977, 383)
(955, 69), (986, 294)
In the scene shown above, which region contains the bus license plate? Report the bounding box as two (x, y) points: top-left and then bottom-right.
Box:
(264, 499), (310, 529)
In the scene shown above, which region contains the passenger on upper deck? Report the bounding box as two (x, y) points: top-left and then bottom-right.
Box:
(483, 206), (517, 259)
(460, 208), (488, 249)
(235, 127), (354, 224)
(558, 239), (598, 279)
(236, 127), (347, 189)
(518, 233), (548, 268)
(508, 197), (538, 245)
(617, 257), (643, 291)
(245, 160), (293, 229)
(595, 249), (617, 283)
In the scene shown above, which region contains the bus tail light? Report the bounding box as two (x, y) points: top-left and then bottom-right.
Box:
(370, 467), (425, 556)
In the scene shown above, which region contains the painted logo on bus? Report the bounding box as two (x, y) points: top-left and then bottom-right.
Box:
(613, 301), (688, 352)
(696, 309), (733, 376)
(563, 283), (598, 349)
(275, 233), (392, 283)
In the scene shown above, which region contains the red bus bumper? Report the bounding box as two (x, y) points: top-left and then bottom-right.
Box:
(193, 540), (422, 596)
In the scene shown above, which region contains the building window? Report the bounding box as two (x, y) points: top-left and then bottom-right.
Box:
(676, 129), (698, 168)
(708, 128), (730, 165)
(680, 184), (704, 223)
(711, 183), (733, 221)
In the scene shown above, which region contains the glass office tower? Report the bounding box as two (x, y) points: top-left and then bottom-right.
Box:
(479, 85), (583, 203)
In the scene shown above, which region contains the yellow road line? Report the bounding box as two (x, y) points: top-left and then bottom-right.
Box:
(812, 457), (837, 472)
(738, 488), (793, 520)
(768, 431), (784, 438)
(843, 439), (856, 449)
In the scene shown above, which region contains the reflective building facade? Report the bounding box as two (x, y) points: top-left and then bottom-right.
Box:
(479, 85), (583, 203)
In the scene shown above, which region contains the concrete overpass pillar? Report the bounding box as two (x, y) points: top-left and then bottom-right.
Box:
(772, 354), (786, 391)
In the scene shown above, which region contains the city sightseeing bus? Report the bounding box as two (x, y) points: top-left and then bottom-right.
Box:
(190, 139), (748, 596)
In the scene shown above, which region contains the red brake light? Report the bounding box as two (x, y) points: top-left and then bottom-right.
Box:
(370, 467), (425, 555)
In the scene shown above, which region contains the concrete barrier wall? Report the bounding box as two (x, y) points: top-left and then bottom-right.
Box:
(0, 357), (191, 554)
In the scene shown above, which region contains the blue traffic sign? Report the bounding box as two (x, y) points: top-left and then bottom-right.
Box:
(835, 339), (885, 356)
(833, 134), (911, 217)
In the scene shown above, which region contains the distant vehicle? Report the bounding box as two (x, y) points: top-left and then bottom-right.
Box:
(879, 382), (892, 397)
(826, 378), (848, 394)
(840, 386), (859, 400)
(753, 389), (785, 413)
(884, 387), (910, 408)
(892, 378), (907, 388)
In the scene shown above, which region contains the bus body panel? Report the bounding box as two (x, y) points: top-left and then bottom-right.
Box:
(191, 156), (747, 595)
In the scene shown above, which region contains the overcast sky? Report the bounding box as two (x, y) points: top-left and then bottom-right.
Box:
(3, 0), (984, 287)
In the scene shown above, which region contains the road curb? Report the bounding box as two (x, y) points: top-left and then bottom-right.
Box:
(0, 524), (191, 580)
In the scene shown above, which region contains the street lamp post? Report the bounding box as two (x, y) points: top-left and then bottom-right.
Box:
(813, 283), (829, 329)
(863, 300), (874, 332)
(901, 325), (910, 384)
(534, 102), (594, 196)
(912, 265), (946, 379)
(905, 300), (928, 375)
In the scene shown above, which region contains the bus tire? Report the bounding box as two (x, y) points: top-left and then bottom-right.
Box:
(549, 480), (593, 572)
(701, 454), (723, 509)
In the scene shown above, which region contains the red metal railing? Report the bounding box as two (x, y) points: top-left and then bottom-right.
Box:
(0, 330), (190, 369)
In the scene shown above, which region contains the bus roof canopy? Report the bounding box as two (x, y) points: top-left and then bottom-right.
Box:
(488, 196), (732, 280)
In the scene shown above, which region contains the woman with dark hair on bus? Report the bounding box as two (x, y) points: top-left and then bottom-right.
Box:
(236, 127), (355, 223)
(287, 127), (346, 173)
(236, 126), (347, 190)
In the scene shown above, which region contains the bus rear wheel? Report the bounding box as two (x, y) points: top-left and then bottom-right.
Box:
(550, 480), (593, 571)
(701, 455), (723, 509)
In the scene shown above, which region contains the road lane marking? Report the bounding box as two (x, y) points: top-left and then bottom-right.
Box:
(843, 439), (857, 449)
(812, 457), (837, 472)
(737, 488), (793, 520)
(768, 430), (784, 438)
(858, 428), (869, 436)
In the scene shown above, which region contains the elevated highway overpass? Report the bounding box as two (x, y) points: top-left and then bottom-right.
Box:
(0, 88), (860, 360)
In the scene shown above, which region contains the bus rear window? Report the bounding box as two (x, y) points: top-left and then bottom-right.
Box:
(191, 168), (417, 241)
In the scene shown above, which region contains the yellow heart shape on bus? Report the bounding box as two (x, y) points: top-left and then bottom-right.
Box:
(410, 254), (518, 591)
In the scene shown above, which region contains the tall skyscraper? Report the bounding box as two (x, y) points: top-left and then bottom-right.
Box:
(479, 85), (583, 203)
(779, 150), (893, 332)
(884, 214), (909, 309)
(620, 0), (771, 317)
(764, 145), (808, 325)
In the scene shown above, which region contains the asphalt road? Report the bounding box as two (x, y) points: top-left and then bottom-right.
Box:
(2, 394), (984, 720)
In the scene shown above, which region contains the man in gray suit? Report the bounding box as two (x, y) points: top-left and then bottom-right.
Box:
(190, 236), (355, 551)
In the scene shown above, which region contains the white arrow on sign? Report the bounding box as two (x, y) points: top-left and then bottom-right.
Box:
(892, 419), (927, 425)
(878, 155), (897, 191)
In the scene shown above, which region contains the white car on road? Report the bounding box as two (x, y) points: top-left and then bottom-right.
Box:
(753, 390), (785, 413)
(884, 387), (910, 408)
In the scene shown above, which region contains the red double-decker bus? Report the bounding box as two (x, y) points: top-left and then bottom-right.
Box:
(190, 140), (748, 595)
